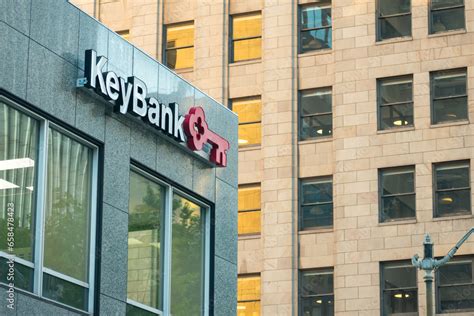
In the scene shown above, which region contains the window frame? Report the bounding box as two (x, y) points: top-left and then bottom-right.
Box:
(435, 256), (474, 313)
(298, 2), (333, 54)
(230, 11), (262, 63)
(298, 268), (334, 316)
(237, 273), (261, 313)
(380, 260), (418, 316)
(430, 68), (468, 125)
(299, 177), (333, 231)
(433, 160), (471, 218)
(230, 96), (262, 148)
(299, 87), (333, 141)
(429, 0), (465, 35)
(377, 75), (414, 131)
(378, 166), (416, 223)
(126, 165), (211, 316)
(376, 0), (412, 42)
(0, 95), (99, 314)
(163, 21), (195, 70)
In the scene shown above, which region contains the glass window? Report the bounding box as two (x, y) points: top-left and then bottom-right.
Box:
(300, 177), (333, 230)
(299, 269), (334, 316)
(300, 88), (332, 140)
(379, 167), (416, 222)
(237, 275), (261, 316)
(0, 99), (98, 312)
(434, 161), (470, 217)
(232, 97), (262, 147)
(430, 0), (465, 34)
(378, 76), (413, 130)
(238, 184), (261, 235)
(436, 257), (474, 312)
(127, 171), (165, 310)
(127, 169), (209, 316)
(431, 69), (468, 124)
(299, 2), (332, 53)
(381, 261), (418, 315)
(377, 0), (411, 41)
(165, 22), (194, 70)
(231, 12), (262, 62)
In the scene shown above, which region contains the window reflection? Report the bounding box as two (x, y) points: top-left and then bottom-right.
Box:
(165, 22), (194, 70)
(300, 3), (332, 52)
(437, 258), (474, 312)
(430, 0), (465, 34)
(238, 185), (261, 235)
(379, 167), (416, 222)
(127, 171), (165, 310)
(171, 194), (204, 316)
(232, 13), (262, 62)
(232, 97), (262, 147)
(237, 275), (261, 316)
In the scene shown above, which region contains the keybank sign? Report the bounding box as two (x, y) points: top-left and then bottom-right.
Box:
(81, 49), (229, 167)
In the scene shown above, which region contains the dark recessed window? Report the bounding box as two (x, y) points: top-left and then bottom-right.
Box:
(436, 257), (474, 313)
(434, 161), (471, 217)
(379, 166), (416, 222)
(164, 21), (194, 70)
(431, 68), (468, 124)
(300, 177), (333, 230)
(378, 76), (413, 130)
(231, 12), (262, 62)
(381, 261), (418, 315)
(430, 0), (465, 34)
(300, 87), (332, 140)
(377, 0), (411, 41)
(299, 2), (332, 53)
(299, 269), (334, 316)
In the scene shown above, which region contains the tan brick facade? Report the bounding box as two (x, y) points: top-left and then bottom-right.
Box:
(71, 0), (474, 315)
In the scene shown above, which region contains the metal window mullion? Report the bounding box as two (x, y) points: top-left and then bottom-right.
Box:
(380, 101), (413, 107)
(33, 120), (49, 296)
(238, 208), (261, 213)
(433, 94), (467, 102)
(165, 45), (194, 52)
(87, 146), (99, 313)
(431, 4), (465, 12)
(239, 120), (261, 126)
(203, 204), (210, 316)
(379, 12), (411, 19)
(126, 299), (163, 315)
(0, 252), (35, 268)
(382, 192), (415, 198)
(436, 186), (470, 193)
(383, 286), (418, 292)
(301, 112), (332, 118)
(302, 201), (333, 207)
(42, 268), (89, 288)
(162, 185), (173, 315)
(300, 25), (332, 33)
(233, 35), (262, 42)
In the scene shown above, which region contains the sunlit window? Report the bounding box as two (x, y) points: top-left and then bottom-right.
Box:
(165, 21), (194, 70)
(232, 97), (262, 147)
(231, 12), (262, 62)
(237, 275), (261, 316)
(238, 184), (261, 236)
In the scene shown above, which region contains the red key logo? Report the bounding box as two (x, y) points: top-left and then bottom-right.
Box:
(183, 107), (230, 167)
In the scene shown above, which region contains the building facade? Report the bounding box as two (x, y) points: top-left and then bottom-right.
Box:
(0, 0), (238, 315)
(69, 0), (474, 315)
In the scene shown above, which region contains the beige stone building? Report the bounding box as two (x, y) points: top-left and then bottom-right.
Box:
(70, 0), (474, 315)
